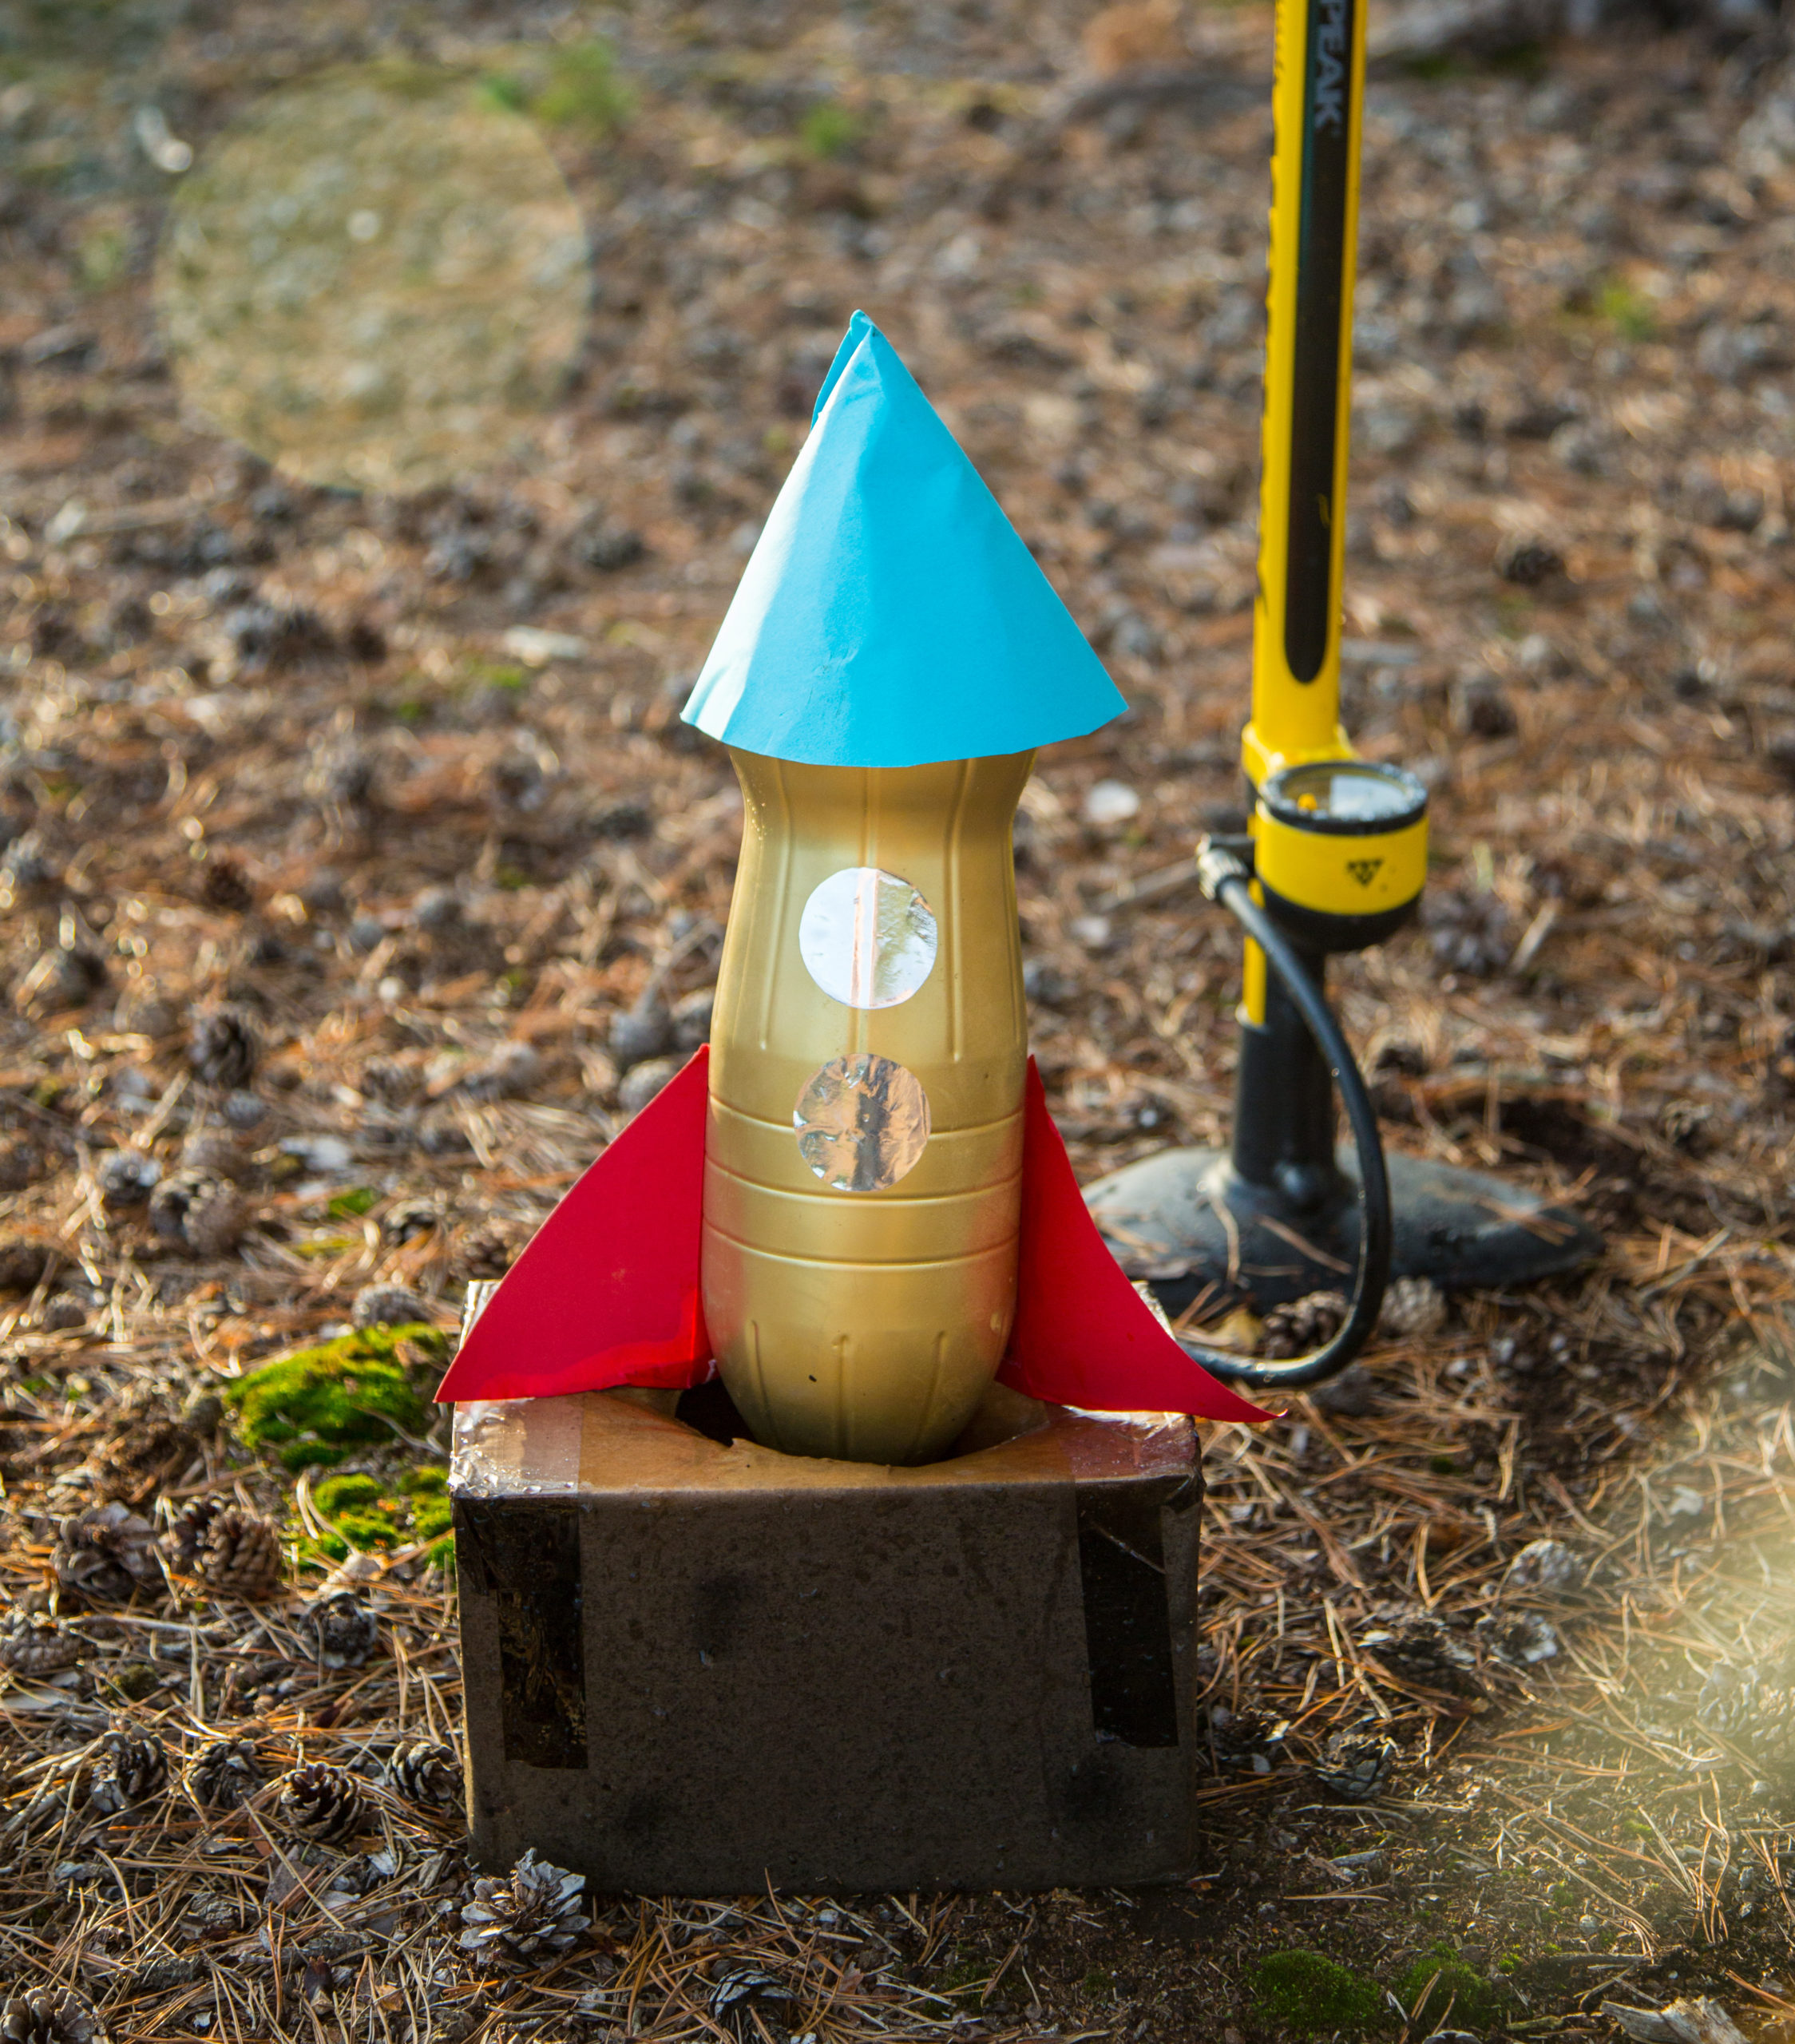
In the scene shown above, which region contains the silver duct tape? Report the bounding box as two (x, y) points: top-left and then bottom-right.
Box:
(792, 1052), (931, 1192)
(798, 866), (937, 1011)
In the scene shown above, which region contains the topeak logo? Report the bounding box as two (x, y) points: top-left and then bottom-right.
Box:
(1312, 0), (1349, 134)
(1346, 858), (1383, 887)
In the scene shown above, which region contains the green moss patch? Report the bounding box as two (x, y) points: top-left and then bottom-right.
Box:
(1250, 1951), (1387, 2034)
(224, 1324), (445, 1472)
(1395, 1947), (1499, 2032)
(304, 1464), (452, 1563)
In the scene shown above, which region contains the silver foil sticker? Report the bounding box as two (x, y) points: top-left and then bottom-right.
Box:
(798, 866), (937, 1011)
(793, 1053), (930, 1192)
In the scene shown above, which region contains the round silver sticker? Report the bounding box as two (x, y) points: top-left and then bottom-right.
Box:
(798, 866), (937, 1011)
(793, 1054), (930, 1193)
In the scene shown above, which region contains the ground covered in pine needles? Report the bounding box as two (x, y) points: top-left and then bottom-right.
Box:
(1, 0), (1794, 2039)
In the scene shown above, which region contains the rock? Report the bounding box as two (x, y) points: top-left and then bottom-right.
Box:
(1082, 779), (1142, 827)
(500, 625), (586, 666)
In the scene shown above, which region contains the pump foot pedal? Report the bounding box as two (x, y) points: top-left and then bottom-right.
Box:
(1085, 1146), (1601, 1313)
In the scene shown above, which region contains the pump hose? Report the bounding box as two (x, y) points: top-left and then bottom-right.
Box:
(1177, 839), (1393, 1391)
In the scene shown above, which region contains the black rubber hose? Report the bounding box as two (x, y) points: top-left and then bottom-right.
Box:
(1178, 850), (1393, 1391)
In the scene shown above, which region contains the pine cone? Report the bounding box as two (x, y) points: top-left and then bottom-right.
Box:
(390, 1739), (462, 1808)
(200, 857), (255, 913)
(91, 1388), (200, 1502)
(148, 1169), (248, 1258)
(0, 1235), (52, 1293)
(306, 1591), (378, 1670)
(0, 1988), (104, 2044)
(179, 1127), (250, 1182)
(0, 1612), (82, 1676)
(16, 941), (107, 1019)
(181, 1889), (244, 1940)
(53, 1503), (160, 1604)
(94, 1151), (160, 1212)
(1314, 1729), (1398, 1803)
(163, 1501), (283, 1599)
(381, 1195), (440, 1244)
(89, 1729), (168, 1814)
(1698, 1662), (1795, 1770)
(1261, 1290), (1349, 1360)
(1477, 1609), (1561, 1668)
(276, 1761), (367, 1844)
(1359, 1615), (1485, 1699)
(458, 1848), (588, 1970)
(188, 1003), (261, 1089)
(223, 1089), (267, 1131)
(39, 1289), (94, 1333)
(352, 1281), (432, 1330)
(1502, 1538), (1585, 1597)
(188, 1737), (262, 1808)
(455, 1223), (515, 1282)
(1421, 887), (1516, 977)
(0, 1136), (41, 1192)
(1377, 1274), (1447, 1341)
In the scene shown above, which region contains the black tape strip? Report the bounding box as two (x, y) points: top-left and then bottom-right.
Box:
(1076, 1479), (1187, 1749)
(455, 1498), (588, 1770)
(1283, 0), (1357, 683)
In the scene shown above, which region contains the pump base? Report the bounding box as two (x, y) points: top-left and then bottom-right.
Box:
(1085, 1147), (1601, 1312)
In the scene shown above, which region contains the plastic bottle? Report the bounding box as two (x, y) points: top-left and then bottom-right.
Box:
(703, 745), (1032, 1463)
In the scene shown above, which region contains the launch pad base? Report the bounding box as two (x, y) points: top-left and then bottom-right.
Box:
(450, 1371), (1206, 1893)
(1085, 1144), (1602, 1312)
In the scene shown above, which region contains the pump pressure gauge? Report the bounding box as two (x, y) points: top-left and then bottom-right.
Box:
(1254, 759), (1428, 950)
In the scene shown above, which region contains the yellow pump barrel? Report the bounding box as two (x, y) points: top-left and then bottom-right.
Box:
(703, 747), (1032, 1464)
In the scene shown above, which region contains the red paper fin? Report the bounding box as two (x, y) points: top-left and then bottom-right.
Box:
(434, 1048), (715, 1403)
(999, 1060), (1271, 1424)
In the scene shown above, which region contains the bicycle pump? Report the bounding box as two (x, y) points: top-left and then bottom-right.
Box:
(1084, 0), (1600, 1381)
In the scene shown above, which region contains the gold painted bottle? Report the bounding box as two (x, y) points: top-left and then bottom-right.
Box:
(703, 746), (1033, 1464)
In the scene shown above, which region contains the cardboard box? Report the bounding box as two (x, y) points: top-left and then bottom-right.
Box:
(452, 1373), (1204, 1892)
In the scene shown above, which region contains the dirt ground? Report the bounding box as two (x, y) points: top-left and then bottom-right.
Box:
(1, 0), (1793, 2038)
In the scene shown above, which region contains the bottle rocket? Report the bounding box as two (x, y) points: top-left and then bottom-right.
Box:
(435, 315), (1270, 1450)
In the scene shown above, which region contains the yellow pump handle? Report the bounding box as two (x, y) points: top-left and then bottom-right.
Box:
(1242, 0), (1368, 790)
